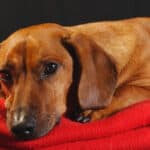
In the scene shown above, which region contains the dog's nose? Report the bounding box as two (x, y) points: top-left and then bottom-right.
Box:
(11, 113), (36, 138)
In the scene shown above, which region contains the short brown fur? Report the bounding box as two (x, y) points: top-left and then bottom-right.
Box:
(0, 17), (150, 139)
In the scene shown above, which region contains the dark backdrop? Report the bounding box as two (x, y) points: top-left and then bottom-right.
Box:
(0, 0), (150, 41)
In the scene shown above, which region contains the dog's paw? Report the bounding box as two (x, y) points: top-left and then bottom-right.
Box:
(76, 114), (91, 123)
(75, 110), (92, 123)
(75, 109), (112, 123)
(73, 108), (112, 123)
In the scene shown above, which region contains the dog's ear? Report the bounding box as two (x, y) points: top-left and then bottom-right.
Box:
(64, 33), (117, 110)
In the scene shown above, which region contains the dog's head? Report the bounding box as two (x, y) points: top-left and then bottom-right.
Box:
(0, 24), (117, 139)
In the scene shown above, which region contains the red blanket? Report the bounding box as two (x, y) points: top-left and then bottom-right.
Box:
(0, 98), (150, 150)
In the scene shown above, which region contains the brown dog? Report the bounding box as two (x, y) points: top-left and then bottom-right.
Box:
(0, 17), (150, 139)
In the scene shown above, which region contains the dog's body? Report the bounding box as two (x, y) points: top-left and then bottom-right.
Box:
(0, 17), (150, 139)
(67, 17), (150, 121)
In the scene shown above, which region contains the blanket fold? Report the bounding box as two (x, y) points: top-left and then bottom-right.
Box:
(0, 99), (150, 150)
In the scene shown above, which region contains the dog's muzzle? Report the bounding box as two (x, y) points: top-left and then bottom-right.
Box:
(10, 110), (36, 139)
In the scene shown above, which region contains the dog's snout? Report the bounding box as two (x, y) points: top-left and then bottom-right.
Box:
(11, 112), (36, 139)
(11, 120), (35, 138)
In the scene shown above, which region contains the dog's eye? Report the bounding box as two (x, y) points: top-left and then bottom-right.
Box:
(44, 63), (58, 75)
(41, 62), (58, 79)
(0, 70), (12, 83)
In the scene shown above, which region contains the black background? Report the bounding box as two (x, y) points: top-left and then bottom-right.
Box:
(0, 0), (149, 41)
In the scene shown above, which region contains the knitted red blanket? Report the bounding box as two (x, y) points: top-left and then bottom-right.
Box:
(0, 98), (150, 150)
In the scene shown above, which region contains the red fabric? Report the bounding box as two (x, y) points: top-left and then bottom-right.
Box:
(0, 99), (150, 150)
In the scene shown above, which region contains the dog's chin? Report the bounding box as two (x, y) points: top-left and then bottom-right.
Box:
(33, 115), (61, 140)
(35, 119), (59, 140)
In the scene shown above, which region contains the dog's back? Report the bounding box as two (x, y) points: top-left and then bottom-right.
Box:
(66, 17), (150, 86)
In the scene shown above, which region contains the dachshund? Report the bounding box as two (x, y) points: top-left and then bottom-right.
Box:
(0, 17), (150, 140)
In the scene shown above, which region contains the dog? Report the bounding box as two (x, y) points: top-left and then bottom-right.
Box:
(0, 17), (150, 140)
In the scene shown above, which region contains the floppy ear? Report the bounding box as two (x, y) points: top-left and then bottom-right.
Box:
(64, 33), (117, 110)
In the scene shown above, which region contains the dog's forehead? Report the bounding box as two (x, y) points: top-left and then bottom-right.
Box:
(0, 24), (70, 69)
